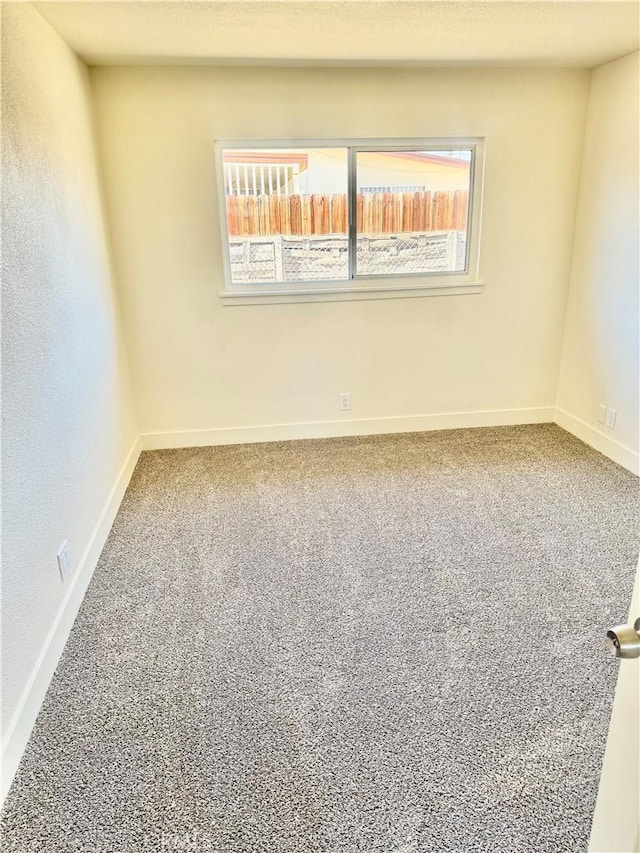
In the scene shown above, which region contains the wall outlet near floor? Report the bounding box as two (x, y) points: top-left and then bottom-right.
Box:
(56, 540), (71, 582)
(599, 404), (617, 430)
(339, 392), (352, 412)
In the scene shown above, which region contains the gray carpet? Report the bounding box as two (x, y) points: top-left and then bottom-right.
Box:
(2, 424), (639, 853)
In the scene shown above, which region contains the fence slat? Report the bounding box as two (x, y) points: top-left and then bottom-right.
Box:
(269, 195), (280, 234)
(331, 194), (346, 234)
(372, 194), (383, 234)
(226, 196), (239, 236)
(258, 195), (270, 235)
(424, 192), (433, 231)
(238, 196), (249, 236)
(412, 192), (423, 232)
(453, 190), (468, 230)
(362, 194), (372, 234)
(443, 192), (453, 231)
(279, 195), (291, 235)
(403, 193), (413, 233)
(311, 194), (323, 234)
(246, 196), (258, 235)
(301, 195), (312, 236)
(383, 192), (393, 233)
(393, 194), (403, 233)
(290, 195), (302, 235)
(432, 191), (447, 230)
(321, 195), (330, 234)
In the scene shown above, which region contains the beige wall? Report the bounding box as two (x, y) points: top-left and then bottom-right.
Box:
(557, 52), (639, 470)
(91, 66), (589, 438)
(1, 3), (137, 773)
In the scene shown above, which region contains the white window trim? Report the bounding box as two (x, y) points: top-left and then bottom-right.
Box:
(215, 137), (485, 305)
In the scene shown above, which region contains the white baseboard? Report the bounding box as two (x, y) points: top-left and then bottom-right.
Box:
(554, 407), (639, 475)
(140, 407), (556, 450)
(1, 437), (142, 805)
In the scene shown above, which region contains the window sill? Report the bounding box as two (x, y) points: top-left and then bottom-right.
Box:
(220, 279), (484, 306)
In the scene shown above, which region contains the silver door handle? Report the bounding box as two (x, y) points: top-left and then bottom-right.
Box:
(606, 618), (640, 659)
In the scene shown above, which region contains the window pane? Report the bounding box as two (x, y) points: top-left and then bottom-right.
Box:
(222, 148), (349, 284)
(355, 150), (472, 277)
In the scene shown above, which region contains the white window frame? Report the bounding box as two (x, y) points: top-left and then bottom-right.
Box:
(215, 138), (485, 305)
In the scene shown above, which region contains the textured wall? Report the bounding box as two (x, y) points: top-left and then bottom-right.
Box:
(0, 2), (636, 821)
(1, 5), (137, 738)
(91, 65), (589, 435)
(557, 52), (640, 459)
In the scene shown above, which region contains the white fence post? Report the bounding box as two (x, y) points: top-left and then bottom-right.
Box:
(274, 236), (284, 282)
(447, 231), (458, 268)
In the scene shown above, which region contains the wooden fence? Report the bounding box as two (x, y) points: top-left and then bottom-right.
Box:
(225, 190), (468, 238)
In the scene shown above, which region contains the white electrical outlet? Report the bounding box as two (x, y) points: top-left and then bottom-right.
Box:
(57, 540), (71, 582)
(604, 408), (617, 430)
(598, 405), (607, 424)
(339, 392), (352, 411)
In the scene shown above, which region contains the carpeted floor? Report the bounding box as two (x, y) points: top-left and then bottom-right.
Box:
(2, 424), (639, 852)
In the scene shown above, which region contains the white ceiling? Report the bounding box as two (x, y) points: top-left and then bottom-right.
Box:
(34, 0), (640, 68)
